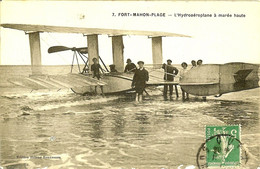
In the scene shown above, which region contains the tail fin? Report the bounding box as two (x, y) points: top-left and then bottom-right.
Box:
(233, 69), (253, 82)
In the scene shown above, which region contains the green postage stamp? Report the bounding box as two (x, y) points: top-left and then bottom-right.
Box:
(206, 125), (241, 167)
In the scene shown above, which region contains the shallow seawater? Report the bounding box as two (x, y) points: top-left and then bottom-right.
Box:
(0, 87), (259, 169)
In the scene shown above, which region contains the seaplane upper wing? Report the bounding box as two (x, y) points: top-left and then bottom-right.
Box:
(1, 24), (191, 37)
(8, 74), (107, 90)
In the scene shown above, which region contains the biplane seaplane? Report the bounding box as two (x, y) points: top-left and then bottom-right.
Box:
(1, 23), (259, 97)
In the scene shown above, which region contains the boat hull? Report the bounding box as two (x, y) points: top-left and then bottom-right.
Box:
(71, 74), (133, 95)
(180, 62), (259, 96)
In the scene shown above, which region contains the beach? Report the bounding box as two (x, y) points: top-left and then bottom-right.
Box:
(0, 65), (259, 169)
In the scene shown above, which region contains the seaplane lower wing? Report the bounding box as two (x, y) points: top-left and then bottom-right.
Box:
(72, 72), (179, 95)
(8, 74), (107, 90)
(107, 73), (179, 86)
(180, 62), (259, 96)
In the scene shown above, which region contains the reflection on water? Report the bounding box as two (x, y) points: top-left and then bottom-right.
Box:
(89, 115), (104, 139)
(0, 88), (259, 168)
(112, 113), (126, 137)
(204, 100), (259, 128)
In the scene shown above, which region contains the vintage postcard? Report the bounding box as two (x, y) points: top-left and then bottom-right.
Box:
(0, 1), (259, 169)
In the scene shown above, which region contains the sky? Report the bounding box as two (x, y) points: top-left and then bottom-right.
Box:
(1, 1), (260, 65)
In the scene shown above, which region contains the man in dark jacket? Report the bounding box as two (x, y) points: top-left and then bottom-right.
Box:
(131, 61), (149, 103)
(109, 64), (118, 73)
(91, 58), (103, 80)
(162, 59), (179, 97)
(124, 59), (137, 73)
(91, 58), (104, 95)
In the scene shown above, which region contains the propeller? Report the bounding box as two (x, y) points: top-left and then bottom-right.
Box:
(48, 46), (88, 54)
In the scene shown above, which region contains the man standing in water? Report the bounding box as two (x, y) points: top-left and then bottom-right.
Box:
(131, 61), (149, 103)
(162, 59), (179, 99)
(180, 62), (189, 101)
(91, 58), (104, 95)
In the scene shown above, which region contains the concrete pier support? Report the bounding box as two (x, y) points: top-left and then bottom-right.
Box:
(152, 36), (163, 68)
(87, 34), (99, 68)
(28, 32), (42, 74)
(112, 36), (124, 72)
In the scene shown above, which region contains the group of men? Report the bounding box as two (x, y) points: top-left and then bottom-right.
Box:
(90, 57), (203, 102)
(161, 59), (203, 100)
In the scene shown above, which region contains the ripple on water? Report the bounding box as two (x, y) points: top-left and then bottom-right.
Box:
(0, 88), (259, 168)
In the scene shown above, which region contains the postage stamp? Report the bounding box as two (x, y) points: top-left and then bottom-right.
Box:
(205, 125), (241, 167)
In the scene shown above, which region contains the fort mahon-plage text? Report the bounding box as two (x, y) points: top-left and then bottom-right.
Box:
(114, 13), (246, 18)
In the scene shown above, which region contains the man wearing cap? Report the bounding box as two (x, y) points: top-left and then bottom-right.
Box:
(162, 59), (179, 98)
(131, 61), (149, 103)
(109, 64), (118, 73)
(91, 58), (104, 95)
(124, 58), (137, 73)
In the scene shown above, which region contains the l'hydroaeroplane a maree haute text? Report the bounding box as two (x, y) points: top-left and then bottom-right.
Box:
(1, 23), (259, 96)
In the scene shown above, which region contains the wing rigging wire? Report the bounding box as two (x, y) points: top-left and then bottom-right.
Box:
(41, 33), (79, 73)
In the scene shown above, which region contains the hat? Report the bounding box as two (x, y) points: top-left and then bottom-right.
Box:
(109, 64), (115, 68)
(167, 59), (172, 63)
(137, 61), (144, 64)
(92, 58), (98, 62)
(126, 59), (132, 63)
